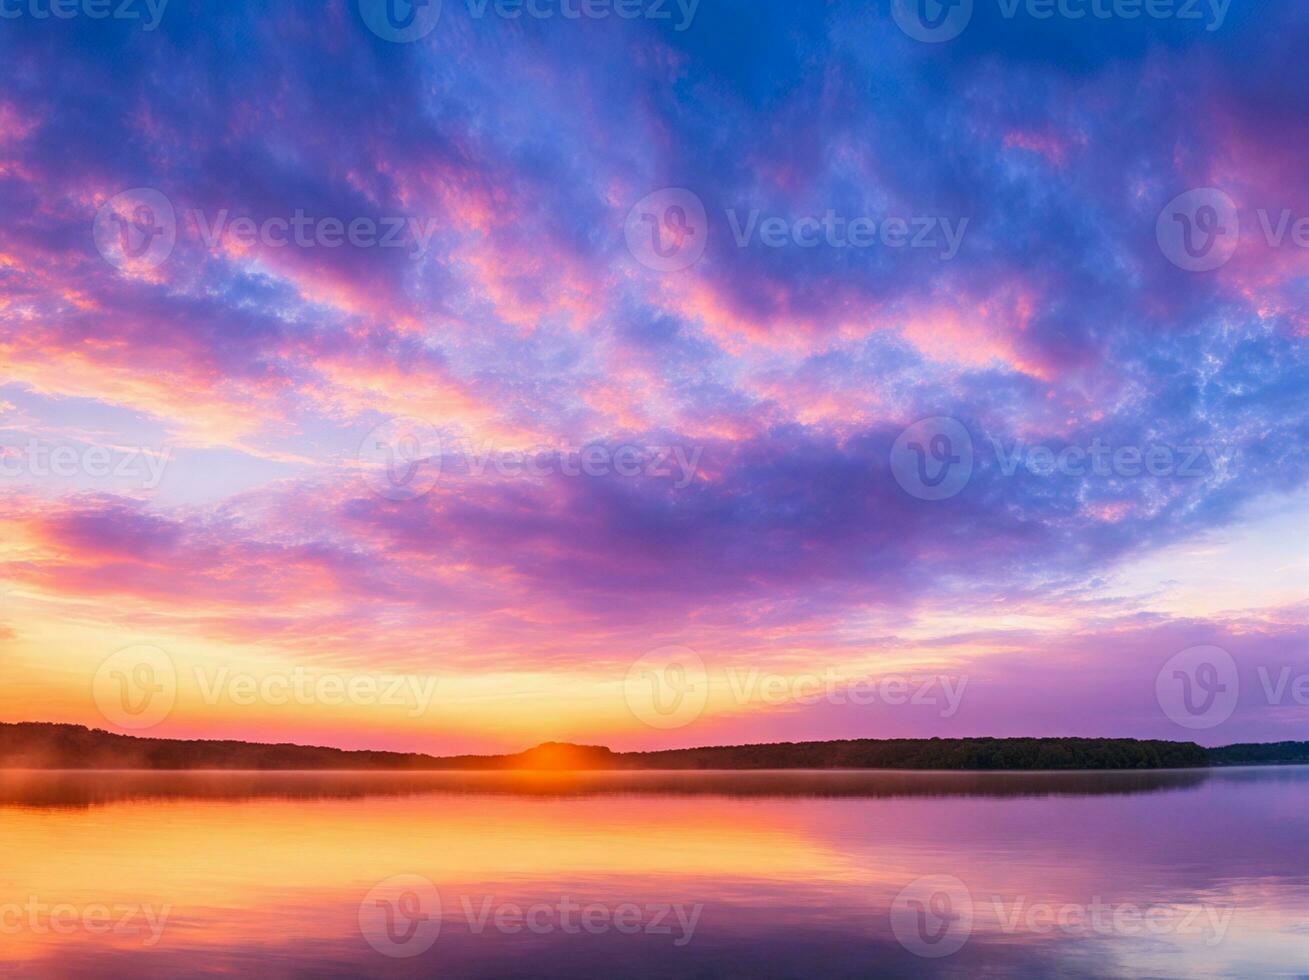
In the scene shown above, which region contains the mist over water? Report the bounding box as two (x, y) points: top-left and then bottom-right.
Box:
(2, 766), (1306, 977)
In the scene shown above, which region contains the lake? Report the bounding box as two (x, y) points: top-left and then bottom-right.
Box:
(1, 766), (1306, 977)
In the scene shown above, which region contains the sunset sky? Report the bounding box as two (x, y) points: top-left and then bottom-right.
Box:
(0, 0), (1305, 754)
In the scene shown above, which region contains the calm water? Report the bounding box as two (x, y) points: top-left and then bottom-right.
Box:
(1, 767), (1306, 978)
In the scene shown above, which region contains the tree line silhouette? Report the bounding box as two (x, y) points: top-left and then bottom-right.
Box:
(3, 723), (1306, 771)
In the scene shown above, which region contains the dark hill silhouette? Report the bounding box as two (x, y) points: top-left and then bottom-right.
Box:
(2, 722), (1305, 771)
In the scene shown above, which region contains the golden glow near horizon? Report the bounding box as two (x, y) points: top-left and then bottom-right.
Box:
(1, 490), (1304, 753)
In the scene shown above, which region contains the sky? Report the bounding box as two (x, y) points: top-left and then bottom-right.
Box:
(0, 0), (1305, 754)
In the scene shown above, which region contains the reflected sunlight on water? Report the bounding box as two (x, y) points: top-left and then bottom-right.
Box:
(1, 767), (1306, 978)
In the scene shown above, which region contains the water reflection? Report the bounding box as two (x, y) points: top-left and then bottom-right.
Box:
(0, 767), (1305, 978)
(0, 766), (1214, 808)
